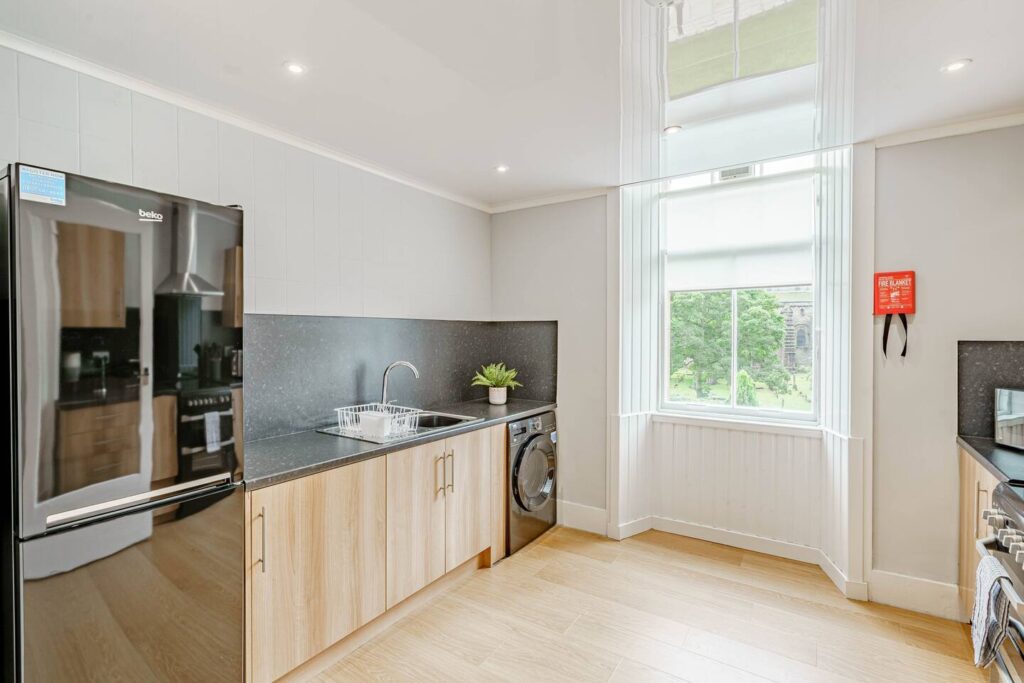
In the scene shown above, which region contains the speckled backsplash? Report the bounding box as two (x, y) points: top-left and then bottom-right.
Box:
(242, 315), (557, 441)
(958, 341), (1024, 437)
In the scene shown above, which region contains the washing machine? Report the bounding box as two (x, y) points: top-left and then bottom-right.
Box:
(507, 411), (557, 555)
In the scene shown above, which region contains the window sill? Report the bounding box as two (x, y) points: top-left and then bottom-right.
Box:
(652, 411), (823, 438)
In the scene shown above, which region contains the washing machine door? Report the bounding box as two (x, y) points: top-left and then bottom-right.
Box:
(512, 434), (556, 512)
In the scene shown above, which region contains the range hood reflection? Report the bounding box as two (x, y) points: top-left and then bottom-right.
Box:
(155, 200), (224, 296)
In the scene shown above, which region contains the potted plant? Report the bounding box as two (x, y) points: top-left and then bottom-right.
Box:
(471, 362), (523, 405)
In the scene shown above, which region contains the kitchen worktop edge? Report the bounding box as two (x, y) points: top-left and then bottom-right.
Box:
(958, 434), (1024, 484)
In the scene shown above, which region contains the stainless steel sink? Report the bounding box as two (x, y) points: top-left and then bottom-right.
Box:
(317, 409), (482, 444)
(417, 412), (474, 429)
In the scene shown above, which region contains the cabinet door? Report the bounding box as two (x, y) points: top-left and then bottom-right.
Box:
(444, 430), (491, 571)
(386, 442), (446, 608)
(151, 395), (177, 482)
(958, 449), (978, 620)
(57, 222), (126, 328)
(250, 457), (386, 682)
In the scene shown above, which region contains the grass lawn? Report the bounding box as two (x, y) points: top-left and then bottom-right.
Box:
(669, 369), (812, 412)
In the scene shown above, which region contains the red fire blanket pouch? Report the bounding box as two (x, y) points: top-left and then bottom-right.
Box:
(874, 271), (915, 357)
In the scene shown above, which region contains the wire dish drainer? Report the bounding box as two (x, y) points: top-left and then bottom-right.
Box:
(328, 402), (422, 442)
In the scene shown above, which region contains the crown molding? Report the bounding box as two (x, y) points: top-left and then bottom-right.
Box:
(873, 110), (1024, 149)
(0, 30), (492, 213)
(489, 187), (611, 215)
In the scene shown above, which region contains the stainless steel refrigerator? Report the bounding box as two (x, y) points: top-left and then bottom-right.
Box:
(1, 164), (245, 682)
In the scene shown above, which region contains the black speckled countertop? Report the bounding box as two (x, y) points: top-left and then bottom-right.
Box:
(958, 435), (1024, 483)
(244, 398), (556, 490)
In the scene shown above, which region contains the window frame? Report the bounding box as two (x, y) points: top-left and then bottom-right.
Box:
(657, 168), (820, 426)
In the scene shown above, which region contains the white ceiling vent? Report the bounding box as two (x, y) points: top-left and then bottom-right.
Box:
(718, 165), (754, 182)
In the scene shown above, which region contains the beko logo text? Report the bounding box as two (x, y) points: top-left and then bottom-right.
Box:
(138, 209), (163, 222)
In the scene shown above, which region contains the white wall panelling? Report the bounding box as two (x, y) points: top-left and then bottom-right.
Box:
(0, 45), (491, 321)
(652, 416), (823, 547)
(607, 0), (664, 540)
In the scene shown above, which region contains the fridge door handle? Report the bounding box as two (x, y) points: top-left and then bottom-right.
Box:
(45, 472), (233, 528)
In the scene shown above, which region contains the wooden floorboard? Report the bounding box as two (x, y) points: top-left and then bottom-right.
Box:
(316, 527), (986, 683)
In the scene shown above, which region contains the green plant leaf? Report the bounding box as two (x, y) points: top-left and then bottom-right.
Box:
(470, 362), (524, 389)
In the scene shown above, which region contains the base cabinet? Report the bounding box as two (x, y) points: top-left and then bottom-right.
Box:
(386, 441), (447, 608)
(958, 447), (1001, 621)
(246, 424), (500, 681)
(249, 457), (386, 682)
(444, 429), (492, 571)
(386, 430), (492, 607)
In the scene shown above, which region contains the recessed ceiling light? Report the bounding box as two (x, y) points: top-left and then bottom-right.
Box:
(663, 125), (683, 135)
(285, 61), (307, 75)
(494, 164), (510, 174)
(940, 58), (972, 73)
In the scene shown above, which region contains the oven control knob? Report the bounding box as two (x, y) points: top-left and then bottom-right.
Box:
(999, 528), (1020, 543)
(989, 516), (1008, 530)
(1016, 549), (1024, 565)
(1010, 541), (1024, 555)
(1004, 535), (1023, 550)
(984, 509), (1002, 520)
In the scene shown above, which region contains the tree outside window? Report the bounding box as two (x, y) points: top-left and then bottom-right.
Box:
(668, 285), (813, 413)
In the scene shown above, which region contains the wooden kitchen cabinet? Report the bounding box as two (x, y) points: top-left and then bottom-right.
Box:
(445, 429), (492, 570)
(151, 395), (177, 482)
(57, 222), (126, 328)
(385, 427), (493, 605)
(958, 447), (1001, 621)
(386, 441), (447, 608)
(249, 456), (386, 682)
(56, 401), (139, 494)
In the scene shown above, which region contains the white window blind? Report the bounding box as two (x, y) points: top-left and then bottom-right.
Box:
(664, 173), (814, 290)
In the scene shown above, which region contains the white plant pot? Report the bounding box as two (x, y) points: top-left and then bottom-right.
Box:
(489, 387), (507, 405)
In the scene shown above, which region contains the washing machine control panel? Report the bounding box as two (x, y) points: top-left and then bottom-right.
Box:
(508, 413), (556, 447)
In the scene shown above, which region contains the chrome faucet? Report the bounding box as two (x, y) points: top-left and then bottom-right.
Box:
(381, 361), (420, 405)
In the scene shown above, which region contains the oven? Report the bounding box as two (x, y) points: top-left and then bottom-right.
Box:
(977, 537), (1024, 682)
(979, 482), (1024, 682)
(177, 387), (236, 482)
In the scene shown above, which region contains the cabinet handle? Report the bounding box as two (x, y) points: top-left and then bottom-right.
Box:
(446, 450), (455, 492)
(259, 506), (267, 573)
(977, 482), (988, 539)
(436, 455), (446, 496)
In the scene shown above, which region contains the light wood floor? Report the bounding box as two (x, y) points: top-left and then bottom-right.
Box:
(316, 527), (984, 683)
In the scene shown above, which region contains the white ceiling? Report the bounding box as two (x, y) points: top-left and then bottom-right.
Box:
(0, 0), (1022, 209)
(0, 0), (620, 208)
(854, 0), (1024, 142)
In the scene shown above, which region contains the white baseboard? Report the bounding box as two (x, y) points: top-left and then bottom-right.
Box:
(651, 517), (823, 565)
(611, 516), (654, 540)
(868, 569), (961, 621)
(598, 516), (955, 619)
(820, 552), (869, 601)
(558, 500), (608, 536)
(648, 517), (869, 601)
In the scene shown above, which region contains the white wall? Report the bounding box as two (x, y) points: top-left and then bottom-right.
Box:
(873, 125), (1024, 585)
(0, 47), (492, 321)
(491, 196), (608, 521)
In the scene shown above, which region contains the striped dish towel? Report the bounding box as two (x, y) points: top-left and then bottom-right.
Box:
(973, 554), (1012, 667)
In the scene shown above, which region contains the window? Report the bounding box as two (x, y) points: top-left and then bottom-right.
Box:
(661, 155), (816, 419)
(667, 0), (819, 99)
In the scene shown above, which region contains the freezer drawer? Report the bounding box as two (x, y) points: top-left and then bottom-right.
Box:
(19, 483), (243, 682)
